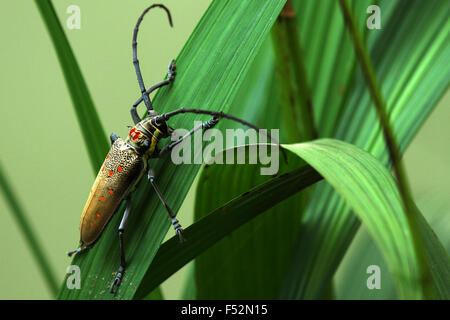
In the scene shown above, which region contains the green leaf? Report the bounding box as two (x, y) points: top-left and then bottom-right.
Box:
(57, 0), (287, 299)
(0, 163), (59, 296)
(283, 140), (429, 299)
(180, 264), (197, 300)
(191, 35), (315, 298)
(34, 0), (109, 173)
(271, 1), (317, 142)
(141, 138), (448, 299)
(335, 194), (450, 300)
(335, 223), (398, 300)
(339, 0), (431, 297)
(281, 0), (450, 299)
(133, 147), (321, 299)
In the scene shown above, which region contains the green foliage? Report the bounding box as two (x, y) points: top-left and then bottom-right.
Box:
(135, 148), (321, 299)
(4, 0), (447, 300)
(0, 164), (59, 296)
(35, 0), (108, 173)
(278, 0), (450, 299)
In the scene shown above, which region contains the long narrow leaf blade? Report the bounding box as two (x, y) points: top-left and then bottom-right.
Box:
(134, 151), (321, 299)
(0, 163), (59, 296)
(35, 0), (108, 173)
(140, 138), (448, 299)
(192, 35), (315, 298)
(284, 140), (430, 299)
(282, 0), (450, 299)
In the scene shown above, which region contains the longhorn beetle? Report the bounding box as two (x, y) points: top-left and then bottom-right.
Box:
(67, 4), (282, 294)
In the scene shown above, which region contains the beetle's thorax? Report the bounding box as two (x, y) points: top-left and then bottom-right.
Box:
(126, 119), (157, 157)
(126, 114), (171, 157)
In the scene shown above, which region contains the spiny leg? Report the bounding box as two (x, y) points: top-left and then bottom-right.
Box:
(158, 116), (219, 157)
(147, 168), (185, 242)
(130, 59), (177, 125)
(158, 108), (287, 161)
(109, 198), (132, 294)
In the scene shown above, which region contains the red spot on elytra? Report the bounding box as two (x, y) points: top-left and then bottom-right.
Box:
(102, 165), (105, 172)
(132, 131), (141, 140)
(109, 171), (114, 177)
(106, 154), (109, 159)
(129, 127), (136, 136)
(117, 166), (122, 172)
(96, 213), (100, 218)
(109, 190), (114, 195)
(99, 196), (104, 201)
(89, 222), (94, 227)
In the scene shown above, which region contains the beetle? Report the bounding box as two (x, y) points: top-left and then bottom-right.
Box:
(67, 4), (282, 294)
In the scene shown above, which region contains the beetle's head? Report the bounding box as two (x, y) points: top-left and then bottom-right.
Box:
(147, 110), (174, 139)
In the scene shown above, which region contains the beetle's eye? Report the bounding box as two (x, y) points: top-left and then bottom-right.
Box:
(154, 116), (162, 125)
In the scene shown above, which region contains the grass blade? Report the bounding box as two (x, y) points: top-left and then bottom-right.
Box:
(271, 1), (317, 142)
(139, 137), (448, 299)
(192, 37), (314, 298)
(283, 139), (441, 299)
(34, 0), (108, 173)
(336, 197), (450, 300)
(282, 0), (450, 299)
(0, 162), (59, 296)
(338, 0), (431, 297)
(134, 151), (321, 299)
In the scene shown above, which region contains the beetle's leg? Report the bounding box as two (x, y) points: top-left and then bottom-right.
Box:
(145, 59), (176, 97)
(130, 59), (177, 123)
(158, 117), (219, 157)
(67, 246), (89, 257)
(147, 168), (185, 243)
(130, 100), (143, 125)
(110, 133), (119, 145)
(109, 198), (132, 294)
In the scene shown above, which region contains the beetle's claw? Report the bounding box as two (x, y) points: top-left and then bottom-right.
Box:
(176, 227), (186, 243)
(67, 247), (81, 257)
(109, 266), (125, 294)
(168, 59), (176, 81)
(109, 278), (120, 295)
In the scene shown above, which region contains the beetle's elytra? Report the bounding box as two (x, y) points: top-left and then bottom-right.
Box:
(79, 137), (144, 247)
(67, 4), (281, 295)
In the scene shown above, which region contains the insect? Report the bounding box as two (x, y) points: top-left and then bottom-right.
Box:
(67, 4), (281, 294)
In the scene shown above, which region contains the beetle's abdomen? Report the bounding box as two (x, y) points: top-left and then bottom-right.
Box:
(79, 138), (144, 247)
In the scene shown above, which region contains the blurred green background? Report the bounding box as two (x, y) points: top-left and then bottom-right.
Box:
(0, 0), (448, 299)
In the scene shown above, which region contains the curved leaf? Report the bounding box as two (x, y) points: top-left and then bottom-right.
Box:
(282, 0), (450, 299)
(191, 37), (314, 298)
(141, 138), (447, 299)
(134, 146), (321, 299)
(335, 194), (450, 299)
(35, 0), (108, 173)
(284, 140), (425, 298)
(0, 163), (59, 296)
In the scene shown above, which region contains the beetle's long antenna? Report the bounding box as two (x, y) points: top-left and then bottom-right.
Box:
(160, 108), (287, 161)
(133, 4), (173, 110)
